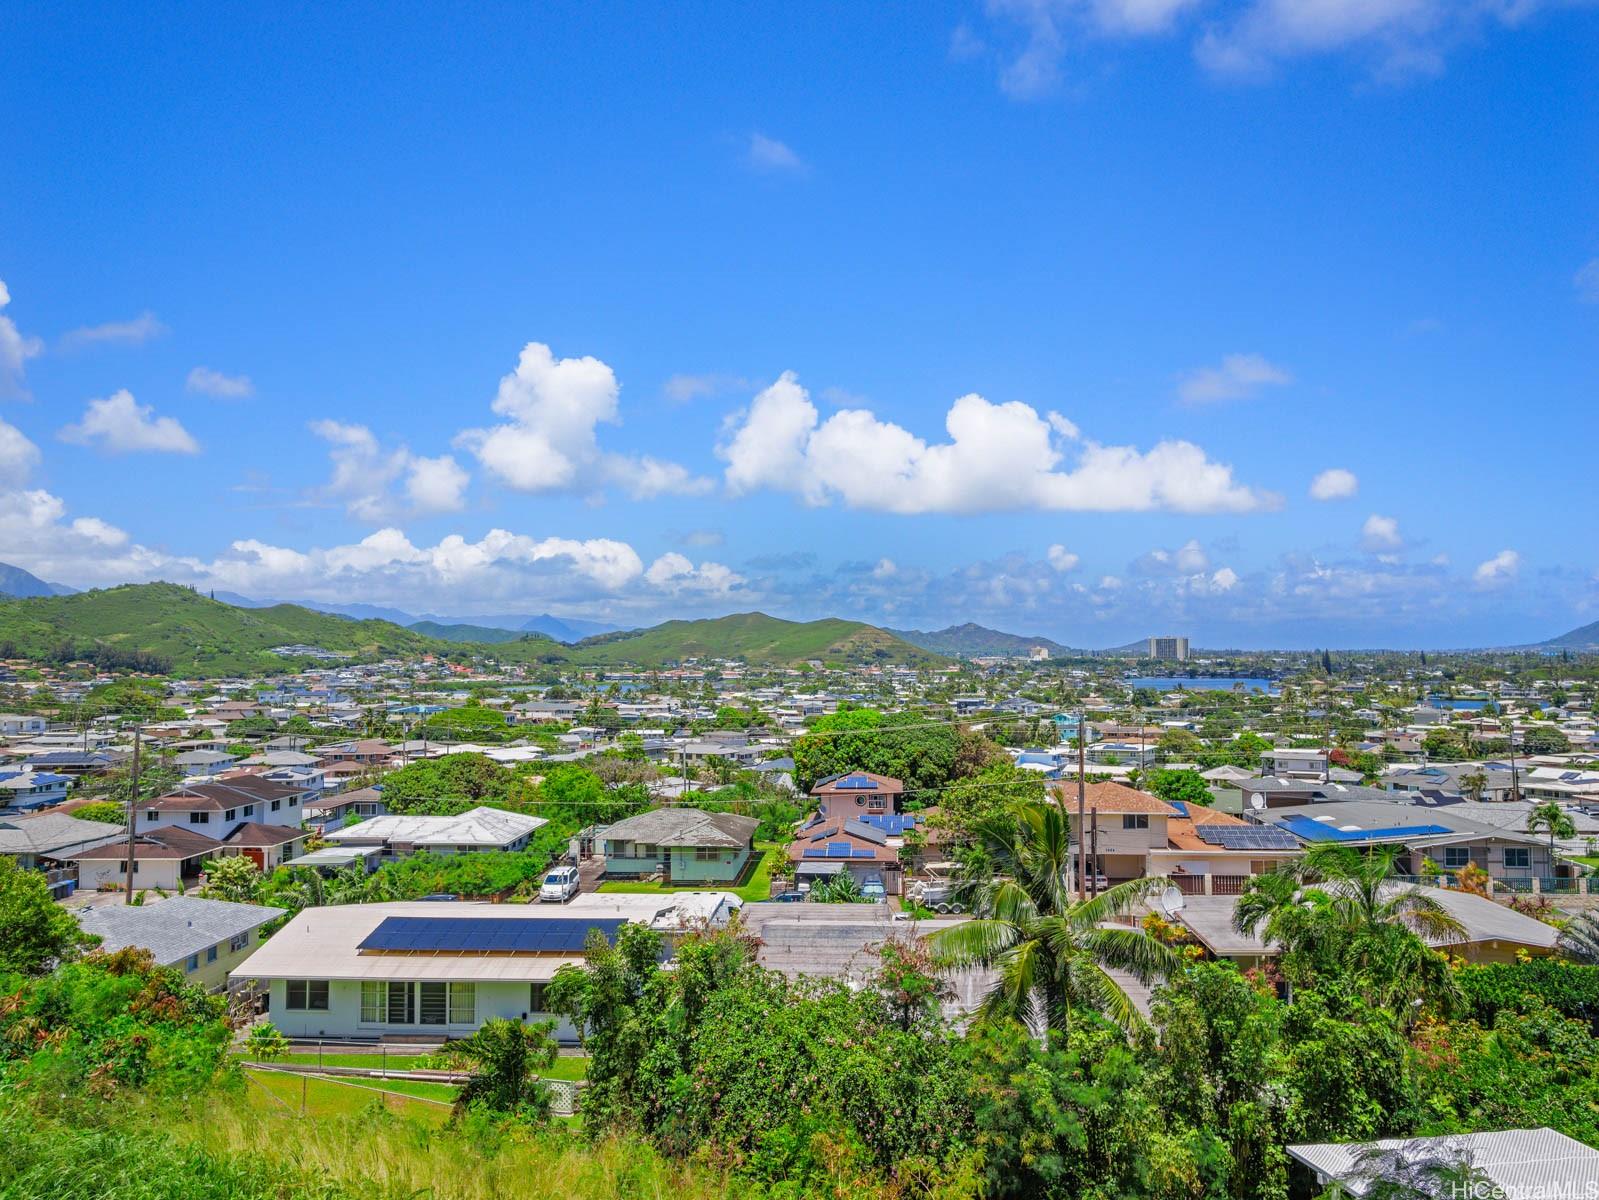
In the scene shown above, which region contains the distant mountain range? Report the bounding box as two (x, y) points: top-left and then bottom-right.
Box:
(0, 586), (940, 675)
(889, 622), (1077, 658)
(207, 592), (624, 643)
(0, 561), (77, 600)
(1523, 620), (1599, 652)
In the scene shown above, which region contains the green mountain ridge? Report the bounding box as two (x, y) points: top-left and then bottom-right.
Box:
(567, 611), (943, 667)
(1525, 620), (1599, 651)
(407, 620), (549, 645)
(889, 622), (1076, 658)
(0, 587), (942, 675)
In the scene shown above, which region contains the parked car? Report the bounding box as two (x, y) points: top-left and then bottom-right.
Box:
(773, 890), (806, 902)
(539, 865), (581, 903)
(861, 873), (887, 902)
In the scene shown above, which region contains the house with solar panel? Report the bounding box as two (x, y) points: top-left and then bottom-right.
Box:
(810, 771), (905, 820)
(232, 897), (720, 1040)
(598, 808), (760, 885)
(1259, 800), (1557, 883)
(786, 814), (908, 895)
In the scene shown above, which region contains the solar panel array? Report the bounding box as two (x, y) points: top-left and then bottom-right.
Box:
(801, 844), (879, 859)
(857, 813), (918, 835)
(1273, 814), (1455, 844)
(834, 773), (878, 790)
(1195, 825), (1299, 850)
(358, 916), (627, 954)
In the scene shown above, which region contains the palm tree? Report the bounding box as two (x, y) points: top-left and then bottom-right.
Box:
(1235, 844), (1466, 1013)
(1526, 801), (1575, 855)
(446, 1017), (559, 1116)
(931, 801), (1180, 1038)
(1556, 910), (1599, 964)
(1459, 771), (1488, 802)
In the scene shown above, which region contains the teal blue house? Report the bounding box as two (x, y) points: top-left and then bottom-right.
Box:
(600, 808), (760, 885)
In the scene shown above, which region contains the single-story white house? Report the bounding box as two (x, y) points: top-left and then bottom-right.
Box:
(321, 806), (546, 858)
(230, 894), (737, 1041)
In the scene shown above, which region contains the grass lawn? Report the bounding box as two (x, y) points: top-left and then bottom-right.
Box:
(597, 844), (780, 903)
(1568, 856), (1599, 870)
(244, 1069), (452, 1123)
(543, 1055), (589, 1081)
(266, 1050), (433, 1069)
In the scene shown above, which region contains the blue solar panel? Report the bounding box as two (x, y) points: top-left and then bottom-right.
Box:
(835, 773), (877, 790)
(1168, 801), (1188, 817)
(358, 916), (626, 954)
(858, 813), (917, 834)
(1274, 814), (1455, 844)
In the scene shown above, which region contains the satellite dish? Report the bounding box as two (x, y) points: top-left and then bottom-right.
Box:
(1250, 793), (1266, 812)
(1160, 886), (1185, 917)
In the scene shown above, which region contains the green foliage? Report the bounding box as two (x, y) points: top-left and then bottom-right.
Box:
(71, 800), (127, 826)
(0, 855), (92, 975)
(445, 1017), (559, 1122)
(1456, 959), (1599, 1029)
(243, 1022), (289, 1062)
(566, 612), (942, 668)
(225, 715), (278, 738)
(374, 850), (557, 899)
(197, 854), (263, 903)
(1521, 726), (1571, 755)
(792, 707), (961, 793)
(0, 947), (230, 1097)
(1146, 768), (1211, 808)
(417, 703), (512, 743)
(378, 752), (517, 813)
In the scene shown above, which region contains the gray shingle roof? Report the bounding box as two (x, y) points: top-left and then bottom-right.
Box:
(602, 807), (759, 849)
(77, 895), (285, 966)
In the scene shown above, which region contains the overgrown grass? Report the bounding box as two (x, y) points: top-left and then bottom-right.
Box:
(2, 1092), (759, 1200)
(597, 845), (778, 903)
(252, 1049), (589, 1080)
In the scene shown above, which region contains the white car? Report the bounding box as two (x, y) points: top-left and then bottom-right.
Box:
(539, 865), (580, 903)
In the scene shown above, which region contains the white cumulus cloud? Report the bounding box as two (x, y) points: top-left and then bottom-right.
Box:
(0, 417), (41, 480)
(1473, 548), (1520, 588)
(459, 342), (708, 500)
(1047, 544), (1080, 572)
(0, 279), (44, 396)
(718, 372), (1273, 514)
(59, 390), (199, 454)
(1361, 513), (1403, 552)
(310, 419), (468, 519)
(1309, 467), (1359, 501)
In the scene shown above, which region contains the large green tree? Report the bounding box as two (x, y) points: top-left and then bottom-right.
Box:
(0, 857), (91, 976)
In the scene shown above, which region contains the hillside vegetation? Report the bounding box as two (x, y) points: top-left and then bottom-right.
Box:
(0, 583), (448, 676)
(890, 621), (1074, 658)
(567, 611), (943, 667)
(0, 586), (940, 675)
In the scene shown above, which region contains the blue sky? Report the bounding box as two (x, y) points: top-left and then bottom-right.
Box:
(2, 1), (1597, 649)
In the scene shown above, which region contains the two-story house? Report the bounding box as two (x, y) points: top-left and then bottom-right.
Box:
(810, 771), (905, 820)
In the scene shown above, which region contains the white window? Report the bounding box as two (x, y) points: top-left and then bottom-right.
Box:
(1503, 848), (1531, 870)
(1442, 847), (1470, 869)
(419, 982), (448, 1024)
(360, 981), (384, 1023)
(449, 982), (475, 1024)
(1122, 814), (1150, 830)
(229, 931), (250, 952)
(529, 981), (548, 1012)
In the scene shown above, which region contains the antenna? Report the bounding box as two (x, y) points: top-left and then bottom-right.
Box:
(1250, 792), (1265, 812)
(1160, 886), (1185, 917)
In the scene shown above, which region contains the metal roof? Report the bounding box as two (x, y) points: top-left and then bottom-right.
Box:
(1287, 1128), (1599, 1198)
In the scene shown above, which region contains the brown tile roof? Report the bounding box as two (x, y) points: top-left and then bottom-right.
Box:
(811, 771), (904, 796)
(71, 825), (222, 861)
(222, 822), (306, 847)
(1165, 805), (1250, 852)
(1052, 781), (1178, 816)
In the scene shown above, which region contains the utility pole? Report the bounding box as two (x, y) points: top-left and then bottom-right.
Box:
(122, 725), (141, 904)
(1089, 809), (1100, 898)
(1076, 711), (1087, 902)
(1507, 717), (1521, 804)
